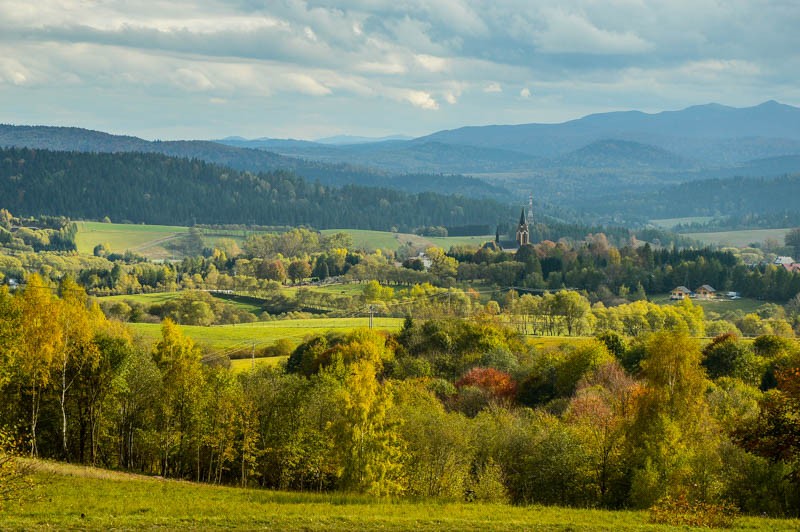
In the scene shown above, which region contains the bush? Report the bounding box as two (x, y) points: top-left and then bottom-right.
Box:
(0, 430), (34, 509)
(648, 494), (738, 528)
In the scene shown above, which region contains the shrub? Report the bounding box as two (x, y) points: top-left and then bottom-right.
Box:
(648, 494), (738, 528)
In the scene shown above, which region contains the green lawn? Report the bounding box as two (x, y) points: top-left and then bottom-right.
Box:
(128, 317), (404, 351)
(686, 228), (792, 247)
(5, 460), (798, 530)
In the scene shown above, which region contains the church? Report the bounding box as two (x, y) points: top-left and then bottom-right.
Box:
(489, 196), (535, 252)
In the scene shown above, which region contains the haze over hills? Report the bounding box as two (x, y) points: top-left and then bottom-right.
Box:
(215, 101), (800, 177)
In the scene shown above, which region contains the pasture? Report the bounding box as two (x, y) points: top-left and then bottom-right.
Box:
(5, 460), (799, 530)
(685, 227), (792, 247)
(75, 221), (263, 260)
(97, 291), (264, 315)
(127, 317), (404, 352)
(649, 216), (715, 229)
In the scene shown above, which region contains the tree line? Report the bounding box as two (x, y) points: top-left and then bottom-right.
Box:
(3, 279), (800, 516)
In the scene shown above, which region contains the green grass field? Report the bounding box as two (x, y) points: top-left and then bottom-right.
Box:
(75, 221), (265, 260)
(649, 217), (715, 229)
(686, 228), (792, 247)
(75, 221), (189, 257)
(128, 317), (404, 351)
(5, 460), (799, 530)
(229, 356), (288, 373)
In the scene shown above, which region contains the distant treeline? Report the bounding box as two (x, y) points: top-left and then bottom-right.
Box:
(584, 173), (800, 225)
(0, 147), (510, 231)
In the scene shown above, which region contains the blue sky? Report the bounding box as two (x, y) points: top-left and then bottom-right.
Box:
(1, 1), (798, 140)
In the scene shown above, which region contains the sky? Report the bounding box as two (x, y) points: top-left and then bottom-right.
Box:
(1, 0), (799, 140)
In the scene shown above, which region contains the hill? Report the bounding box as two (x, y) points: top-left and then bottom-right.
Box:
(0, 125), (511, 200)
(548, 139), (695, 170)
(420, 100), (800, 162)
(0, 147), (510, 230)
(580, 173), (800, 225)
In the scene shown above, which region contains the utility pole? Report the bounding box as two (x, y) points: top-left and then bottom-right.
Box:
(368, 304), (375, 329)
(251, 342), (255, 370)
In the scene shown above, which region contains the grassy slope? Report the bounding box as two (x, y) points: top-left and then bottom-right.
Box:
(8, 461), (799, 531)
(651, 295), (764, 315)
(686, 227), (792, 247)
(128, 317), (404, 351)
(75, 221), (188, 256)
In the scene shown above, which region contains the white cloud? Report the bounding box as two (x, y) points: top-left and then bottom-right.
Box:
(484, 82), (502, 93)
(444, 92), (458, 104)
(534, 9), (653, 54)
(520, 87), (531, 98)
(285, 73), (331, 96)
(415, 54), (448, 72)
(403, 90), (439, 110)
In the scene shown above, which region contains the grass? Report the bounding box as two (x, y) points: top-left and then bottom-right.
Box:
(229, 356), (288, 373)
(128, 317), (404, 351)
(74, 221), (188, 257)
(686, 228), (792, 247)
(5, 460), (799, 530)
(75, 221), (269, 260)
(649, 217), (715, 229)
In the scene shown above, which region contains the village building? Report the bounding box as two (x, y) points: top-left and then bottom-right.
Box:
(670, 286), (692, 300)
(695, 284), (716, 299)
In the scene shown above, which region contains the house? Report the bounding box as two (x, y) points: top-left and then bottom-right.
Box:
(695, 284), (716, 299)
(774, 256), (795, 265)
(783, 262), (800, 273)
(670, 286), (692, 300)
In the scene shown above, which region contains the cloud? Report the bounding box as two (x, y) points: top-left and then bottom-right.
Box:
(403, 90), (439, 110)
(534, 9), (653, 54)
(1, 1), (798, 138)
(285, 73), (332, 96)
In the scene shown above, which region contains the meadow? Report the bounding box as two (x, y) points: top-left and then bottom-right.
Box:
(649, 216), (715, 229)
(98, 291), (265, 315)
(128, 317), (404, 352)
(75, 221), (260, 260)
(4, 460), (799, 531)
(651, 294), (765, 315)
(684, 227), (792, 247)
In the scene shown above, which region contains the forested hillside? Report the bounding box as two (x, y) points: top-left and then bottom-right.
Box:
(0, 147), (509, 230)
(0, 125), (511, 200)
(581, 173), (800, 226)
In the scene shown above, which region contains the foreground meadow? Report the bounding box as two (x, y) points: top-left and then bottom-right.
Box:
(5, 461), (799, 531)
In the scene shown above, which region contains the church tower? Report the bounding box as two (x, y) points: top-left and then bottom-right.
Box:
(515, 208), (529, 246)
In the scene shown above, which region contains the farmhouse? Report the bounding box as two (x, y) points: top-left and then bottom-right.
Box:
(774, 256), (795, 265)
(670, 286), (692, 300)
(783, 262), (800, 273)
(695, 284), (716, 299)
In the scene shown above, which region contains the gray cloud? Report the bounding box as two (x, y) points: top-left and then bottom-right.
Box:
(0, 0), (798, 138)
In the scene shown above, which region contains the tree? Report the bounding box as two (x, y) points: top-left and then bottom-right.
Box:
(785, 228), (800, 257)
(288, 260), (311, 284)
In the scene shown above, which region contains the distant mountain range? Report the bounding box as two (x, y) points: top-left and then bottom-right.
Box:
(3, 100), (800, 228)
(214, 101), (800, 178)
